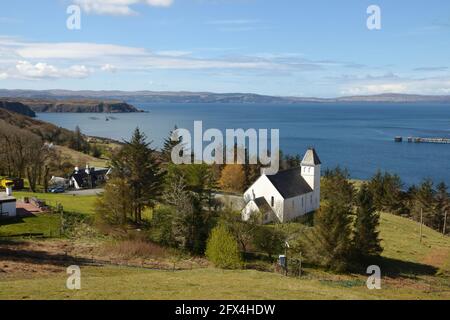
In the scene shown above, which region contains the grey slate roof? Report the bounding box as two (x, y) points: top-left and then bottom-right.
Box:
(253, 197), (273, 214)
(266, 167), (313, 199)
(301, 148), (321, 165)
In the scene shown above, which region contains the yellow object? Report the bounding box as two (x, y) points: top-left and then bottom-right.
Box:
(0, 179), (14, 188)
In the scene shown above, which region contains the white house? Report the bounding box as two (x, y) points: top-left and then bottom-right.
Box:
(242, 148), (321, 223)
(0, 185), (16, 218)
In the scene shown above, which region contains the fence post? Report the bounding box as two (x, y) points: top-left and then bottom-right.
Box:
(419, 208), (423, 243)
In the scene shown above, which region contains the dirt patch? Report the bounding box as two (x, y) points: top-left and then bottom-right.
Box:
(421, 248), (450, 269)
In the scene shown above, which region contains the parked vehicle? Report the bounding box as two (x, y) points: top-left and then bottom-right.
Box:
(48, 186), (65, 193)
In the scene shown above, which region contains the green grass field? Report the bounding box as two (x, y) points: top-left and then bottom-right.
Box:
(1, 202), (449, 299)
(14, 191), (97, 215)
(0, 191), (96, 238)
(0, 192), (449, 299)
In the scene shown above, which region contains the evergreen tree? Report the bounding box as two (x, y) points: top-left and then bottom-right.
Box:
(161, 126), (181, 163)
(411, 179), (436, 228)
(110, 127), (165, 223)
(435, 182), (450, 233)
(313, 200), (353, 271)
(353, 184), (382, 257)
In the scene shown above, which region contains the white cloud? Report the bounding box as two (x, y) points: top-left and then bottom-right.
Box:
(101, 63), (117, 72)
(73, 0), (173, 16)
(14, 61), (91, 79)
(16, 42), (146, 59)
(340, 78), (450, 96)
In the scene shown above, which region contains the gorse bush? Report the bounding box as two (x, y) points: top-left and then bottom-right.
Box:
(206, 224), (242, 269)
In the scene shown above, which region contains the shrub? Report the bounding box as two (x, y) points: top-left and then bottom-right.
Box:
(252, 226), (284, 260)
(205, 224), (242, 269)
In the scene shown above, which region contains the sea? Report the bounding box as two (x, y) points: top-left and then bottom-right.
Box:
(37, 102), (450, 186)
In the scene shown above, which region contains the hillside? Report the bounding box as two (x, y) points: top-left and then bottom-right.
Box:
(0, 98), (141, 113)
(0, 107), (75, 144)
(1, 89), (450, 104)
(0, 212), (448, 299)
(0, 100), (36, 117)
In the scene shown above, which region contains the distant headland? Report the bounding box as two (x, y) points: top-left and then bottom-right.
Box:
(1, 89), (450, 105)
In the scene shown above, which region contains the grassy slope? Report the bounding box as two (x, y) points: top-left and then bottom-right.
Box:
(1, 207), (449, 299)
(55, 145), (108, 168)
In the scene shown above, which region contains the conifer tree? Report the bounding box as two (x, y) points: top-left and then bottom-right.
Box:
(110, 127), (165, 222)
(353, 184), (382, 257)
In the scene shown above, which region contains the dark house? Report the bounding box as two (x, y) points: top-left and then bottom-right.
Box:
(69, 165), (111, 190)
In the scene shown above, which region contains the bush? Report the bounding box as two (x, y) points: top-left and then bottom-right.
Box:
(252, 226), (284, 260)
(206, 224), (242, 269)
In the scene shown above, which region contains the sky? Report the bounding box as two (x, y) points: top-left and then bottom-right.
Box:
(0, 0), (449, 97)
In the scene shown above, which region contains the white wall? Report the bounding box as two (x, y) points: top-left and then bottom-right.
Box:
(243, 175), (284, 222)
(0, 201), (16, 217)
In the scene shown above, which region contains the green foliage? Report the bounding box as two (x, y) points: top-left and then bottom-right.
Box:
(162, 163), (219, 254)
(252, 226), (284, 260)
(109, 127), (165, 223)
(322, 167), (355, 206)
(206, 224), (242, 269)
(353, 184), (382, 257)
(368, 171), (405, 214)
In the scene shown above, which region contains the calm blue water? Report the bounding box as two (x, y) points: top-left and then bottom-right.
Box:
(38, 103), (450, 186)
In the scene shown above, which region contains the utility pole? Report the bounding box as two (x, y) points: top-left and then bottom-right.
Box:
(299, 252), (302, 277)
(419, 208), (423, 243)
(443, 211), (448, 236)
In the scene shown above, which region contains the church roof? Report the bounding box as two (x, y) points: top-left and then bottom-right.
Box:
(266, 167), (313, 199)
(253, 197), (273, 214)
(301, 148), (321, 165)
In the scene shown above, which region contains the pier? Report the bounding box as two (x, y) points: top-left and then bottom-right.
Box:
(394, 136), (450, 144)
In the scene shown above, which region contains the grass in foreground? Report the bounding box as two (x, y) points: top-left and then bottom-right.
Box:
(0, 212), (449, 300)
(0, 265), (448, 300)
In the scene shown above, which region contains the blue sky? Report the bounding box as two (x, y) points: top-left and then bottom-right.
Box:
(0, 0), (449, 97)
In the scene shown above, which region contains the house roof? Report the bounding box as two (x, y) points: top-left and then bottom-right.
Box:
(253, 197), (273, 214)
(0, 192), (16, 203)
(301, 148), (321, 166)
(266, 167), (313, 199)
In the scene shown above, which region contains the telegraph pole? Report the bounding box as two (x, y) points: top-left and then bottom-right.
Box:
(419, 208), (423, 243)
(443, 211), (448, 236)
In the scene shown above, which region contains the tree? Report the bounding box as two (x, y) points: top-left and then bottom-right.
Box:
(162, 175), (195, 250)
(410, 179), (436, 228)
(322, 167), (355, 206)
(109, 127), (165, 223)
(312, 200), (353, 271)
(435, 182), (450, 233)
(206, 224), (242, 269)
(252, 226), (284, 260)
(220, 209), (258, 253)
(163, 163), (219, 254)
(95, 178), (133, 226)
(161, 126), (181, 163)
(219, 164), (246, 193)
(368, 171), (405, 214)
(353, 184), (382, 257)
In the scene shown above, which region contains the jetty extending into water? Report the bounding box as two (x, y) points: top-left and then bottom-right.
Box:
(394, 136), (450, 144)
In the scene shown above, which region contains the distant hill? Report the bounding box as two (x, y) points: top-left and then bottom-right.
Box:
(1, 89), (450, 104)
(0, 96), (142, 113)
(0, 100), (36, 117)
(0, 107), (75, 144)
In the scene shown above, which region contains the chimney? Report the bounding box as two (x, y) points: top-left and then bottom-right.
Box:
(85, 164), (90, 174)
(75, 166), (79, 173)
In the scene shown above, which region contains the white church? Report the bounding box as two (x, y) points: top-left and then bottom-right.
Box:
(242, 148), (321, 223)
